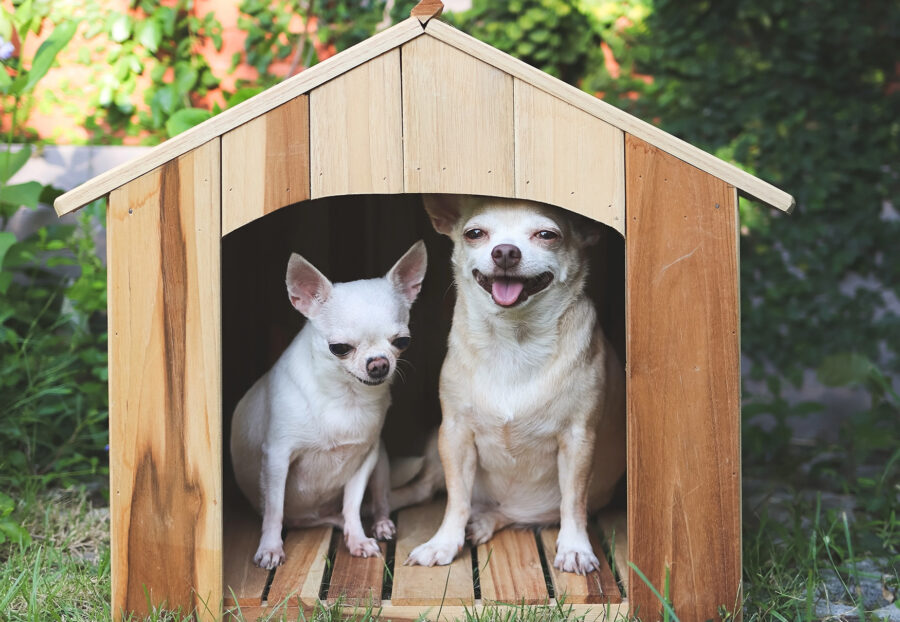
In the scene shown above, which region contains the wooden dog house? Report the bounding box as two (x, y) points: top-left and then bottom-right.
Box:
(55, 3), (793, 620)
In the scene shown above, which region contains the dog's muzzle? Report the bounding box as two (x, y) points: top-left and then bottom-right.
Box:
(473, 269), (553, 307)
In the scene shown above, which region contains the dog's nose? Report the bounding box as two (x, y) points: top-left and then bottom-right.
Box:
(491, 244), (521, 269)
(366, 356), (390, 379)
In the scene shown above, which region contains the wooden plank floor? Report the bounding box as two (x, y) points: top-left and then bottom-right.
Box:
(224, 500), (626, 618)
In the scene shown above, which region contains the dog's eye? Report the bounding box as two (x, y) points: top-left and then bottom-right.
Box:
(464, 229), (485, 240)
(328, 343), (353, 357)
(392, 336), (411, 350)
(536, 230), (559, 241)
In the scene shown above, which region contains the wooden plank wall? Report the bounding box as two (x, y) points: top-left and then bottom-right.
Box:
(221, 96), (310, 235)
(107, 139), (222, 620)
(625, 135), (742, 621)
(309, 49), (403, 198)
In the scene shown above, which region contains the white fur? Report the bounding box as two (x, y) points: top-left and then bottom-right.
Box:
(231, 241), (426, 568)
(401, 196), (625, 575)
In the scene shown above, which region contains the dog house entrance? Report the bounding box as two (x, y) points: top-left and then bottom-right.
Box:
(221, 194), (628, 617)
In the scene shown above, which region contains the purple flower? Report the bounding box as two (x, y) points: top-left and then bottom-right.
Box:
(0, 37), (13, 61)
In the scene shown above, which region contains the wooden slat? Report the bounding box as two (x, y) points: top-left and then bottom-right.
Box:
(597, 510), (629, 596)
(476, 529), (548, 605)
(227, 601), (629, 622)
(266, 527), (332, 608)
(402, 34), (515, 196)
(538, 528), (621, 605)
(108, 139), (222, 620)
(223, 504), (270, 606)
(625, 135), (742, 621)
(54, 17), (425, 216)
(392, 500), (475, 606)
(326, 536), (387, 605)
(424, 22), (794, 212)
(514, 80), (625, 235)
(309, 50), (402, 198)
(222, 96), (310, 235)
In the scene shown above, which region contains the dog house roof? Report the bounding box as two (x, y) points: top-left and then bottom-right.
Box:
(53, 11), (794, 217)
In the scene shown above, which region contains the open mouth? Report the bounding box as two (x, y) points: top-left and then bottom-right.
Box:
(473, 270), (553, 307)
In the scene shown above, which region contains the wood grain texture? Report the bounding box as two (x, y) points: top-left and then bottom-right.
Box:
(108, 139), (222, 620)
(226, 601), (628, 621)
(411, 0), (444, 24)
(326, 537), (387, 605)
(625, 135), (742, 621)
(223, 503), (270, 607)
(539, 528), (621, 604)
(392, 500), (475, 606)
(515, 80), (625, 235)
(402, 34), (515, 196)
(266, 527), (332, 607)
(597, 510), (629, 596)
(309, 50), (402, 199)
(222, 96), (310, 235)
(477, 529), (548, 605)
(424, 22), (793, 212)
(54, 18), (426, 216)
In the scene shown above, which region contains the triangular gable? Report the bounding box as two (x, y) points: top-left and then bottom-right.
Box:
(54, 17), (794, 216)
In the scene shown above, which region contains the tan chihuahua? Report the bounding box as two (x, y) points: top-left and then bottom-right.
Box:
(400, 195), (625, 575)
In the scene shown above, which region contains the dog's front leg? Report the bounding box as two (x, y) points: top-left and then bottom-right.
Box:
(343, 444), (382, 557)
(405, 417), (476, 566)
(555, 424), (600, 575)
(255, 447), (291, 569)
(368, 440), (397, 541)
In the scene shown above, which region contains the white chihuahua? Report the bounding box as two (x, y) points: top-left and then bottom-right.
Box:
(400, 196), (625, 575)
(231, 241), (428, 569)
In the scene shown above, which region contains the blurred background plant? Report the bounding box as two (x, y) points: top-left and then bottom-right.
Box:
(1, 0), (897, 618)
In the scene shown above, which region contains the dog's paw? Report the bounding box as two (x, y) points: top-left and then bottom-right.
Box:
(346, 535), (381, 558)
(554, 541), (600, 575)
(404, 535), (461, 567)
(373, 518), (396, 541)
(253, 544), (285, 570)
(466, 514), (497, 545)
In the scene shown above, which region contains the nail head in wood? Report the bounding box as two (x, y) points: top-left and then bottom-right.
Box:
(411, 0), (444, 26)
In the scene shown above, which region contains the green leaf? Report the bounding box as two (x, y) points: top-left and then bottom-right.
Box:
(0, 145), (32, 184)
(817, 353), (873, 387)
(0, 181), (43, 208)
(173, 62), (198, 95)
(226, 87), (263, 108)
(109, 13), (131, 43)
(0, 232), (15, 267)
(165, 107), (212, 137)
(18, 20), (79, 93)
(136, 18), (162, 52)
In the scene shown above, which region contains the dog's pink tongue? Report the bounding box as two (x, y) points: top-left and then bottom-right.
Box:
(491, 278), (524, 306)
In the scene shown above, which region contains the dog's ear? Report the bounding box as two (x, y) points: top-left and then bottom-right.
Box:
(387, 240), (428, 306)
(574, 218), (604, 247)
(422, 194), (461, 235)
(286, 253), (333, 318)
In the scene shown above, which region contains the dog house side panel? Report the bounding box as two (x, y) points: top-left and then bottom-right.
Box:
(309, 49), (403, 198)
(401, 35), (515, 196)
(514, 80), (625, 235)
(625, 135), (741, 621)
(108, 139), (223, 620)
(222, 96), (310, 235)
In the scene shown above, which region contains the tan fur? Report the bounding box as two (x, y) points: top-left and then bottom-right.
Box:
(402, 195), (625, 575)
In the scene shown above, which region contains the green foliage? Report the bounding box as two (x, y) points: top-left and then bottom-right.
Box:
(596, 0), (900, 381)
(452, 0), (601, 84)
(0, 8), (108, 495)
(81, 0), (223, 142)
(235, 0), (388, 88)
